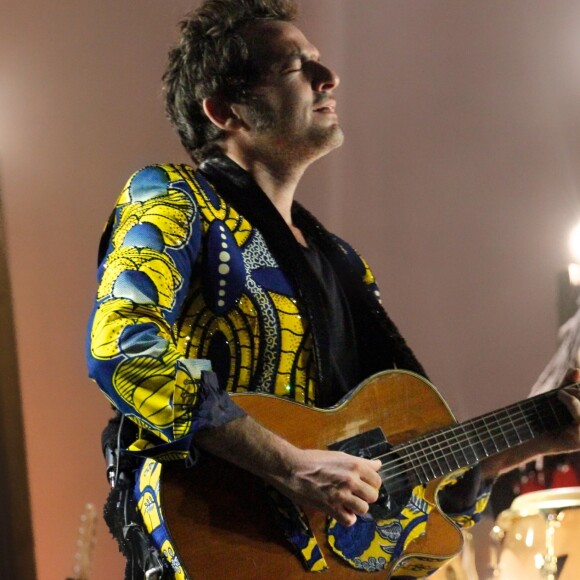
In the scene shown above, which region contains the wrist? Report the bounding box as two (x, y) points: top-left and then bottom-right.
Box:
(263, 439), (302, 485)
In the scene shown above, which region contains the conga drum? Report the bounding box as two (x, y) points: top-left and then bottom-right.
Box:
(490, 487), (580, 579)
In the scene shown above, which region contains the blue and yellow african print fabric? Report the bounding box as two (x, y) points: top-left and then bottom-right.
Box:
(89, 164), (324, 450)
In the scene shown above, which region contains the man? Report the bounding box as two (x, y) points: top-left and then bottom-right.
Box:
(88, 0), (580, 577)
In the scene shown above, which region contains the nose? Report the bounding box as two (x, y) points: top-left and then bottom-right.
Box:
(312, 62), (340, 92)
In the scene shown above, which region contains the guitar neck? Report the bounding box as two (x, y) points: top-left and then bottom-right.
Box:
(395, 387), (573, 484)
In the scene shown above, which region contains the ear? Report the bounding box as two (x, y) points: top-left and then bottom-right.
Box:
(202, 97), (247, 132)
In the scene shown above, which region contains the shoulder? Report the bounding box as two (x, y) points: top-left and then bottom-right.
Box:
(116, 164), (206, 206)
(107, 164), (207, 253)
(329, 233), (376, 287)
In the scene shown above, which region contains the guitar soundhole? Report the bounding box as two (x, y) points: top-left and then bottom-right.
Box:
(329, 427), (412, 520)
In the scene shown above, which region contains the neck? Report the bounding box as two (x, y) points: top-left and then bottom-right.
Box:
(225, 150), (306, 226)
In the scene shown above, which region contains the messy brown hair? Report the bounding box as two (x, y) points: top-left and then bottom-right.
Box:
(163, 0), (298, 163)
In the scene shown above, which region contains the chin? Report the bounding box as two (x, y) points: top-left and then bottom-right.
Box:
(314, 125), (344, 156)
(270, 126), (345, 166)
(330, 126), (345, 149)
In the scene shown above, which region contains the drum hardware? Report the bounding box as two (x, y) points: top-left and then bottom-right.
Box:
(489, 523), (505, 578)
(534, 511), (561, 580)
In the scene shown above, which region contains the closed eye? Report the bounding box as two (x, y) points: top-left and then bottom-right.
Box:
(282, 58), (303, 74)
(280, 52), (322, 75)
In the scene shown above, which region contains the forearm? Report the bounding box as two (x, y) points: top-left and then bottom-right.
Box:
(479, 435), (562, 481)
(194, 414), (297, 485)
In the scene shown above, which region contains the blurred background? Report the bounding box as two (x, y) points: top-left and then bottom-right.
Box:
(2, 1), (580, 578)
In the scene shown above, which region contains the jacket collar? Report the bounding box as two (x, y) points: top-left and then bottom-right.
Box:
(199, 155), (256, 194)
(198, 156), (335, 406)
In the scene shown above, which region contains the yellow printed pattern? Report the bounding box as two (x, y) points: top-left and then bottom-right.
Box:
(325, 482), (481, 577)
(137, 459), (186, 580)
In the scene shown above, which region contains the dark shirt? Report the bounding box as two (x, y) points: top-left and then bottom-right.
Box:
(301, 238), (360, 399)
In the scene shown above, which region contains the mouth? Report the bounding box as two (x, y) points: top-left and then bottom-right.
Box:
(313, 99), (337, 114)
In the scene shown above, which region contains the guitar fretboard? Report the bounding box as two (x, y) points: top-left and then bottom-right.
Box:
(391, 388), (572, 484)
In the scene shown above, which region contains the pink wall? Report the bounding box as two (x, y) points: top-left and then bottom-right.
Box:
(2, 1), (580, 577)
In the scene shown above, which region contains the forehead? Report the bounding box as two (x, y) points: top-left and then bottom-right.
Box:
(243, 20), (319, 67)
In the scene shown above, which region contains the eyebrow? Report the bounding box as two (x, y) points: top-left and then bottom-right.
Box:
(278, 48), (320, 68)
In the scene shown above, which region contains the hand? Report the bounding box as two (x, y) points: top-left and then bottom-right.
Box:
(272, 448), (382, 527)
(552, 368), (580, 453)
(538, 368), (580, 456)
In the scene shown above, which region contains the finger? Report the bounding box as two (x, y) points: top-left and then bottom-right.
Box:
(558, 389), (580, 420)
(342, 455), (382, 488)
(351, 479), (380, 504)
(328, 505), (356, 527)
(359, 460), (383, 489)
(334, 509), (357, 527)
(370, 458), (382, 471)
(563, 368), (580, 385)
(342, 494), (371, 518)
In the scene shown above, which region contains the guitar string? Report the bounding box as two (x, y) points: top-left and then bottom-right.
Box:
(364, 386), (568, 470)
(375, 420), (527, 491)
(374, 411), (563, 493)
(365, 399), (568, 500)
(331, 386), (575, 506)
(378, 404), (561, 478)
(366, 392), (556, 468)
(369, 397), (569, 489)
(375, 429), (534, 491)
(376, 400), (565, 479)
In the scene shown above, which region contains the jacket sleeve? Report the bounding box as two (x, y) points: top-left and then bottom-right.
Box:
(86, 164), (244, 457)
(437, 466), (492, 527)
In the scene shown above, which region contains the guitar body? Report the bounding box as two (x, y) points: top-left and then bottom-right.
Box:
(161, 371), (466, 579)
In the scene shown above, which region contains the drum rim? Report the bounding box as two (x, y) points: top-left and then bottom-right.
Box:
(509, 486), (580, 515)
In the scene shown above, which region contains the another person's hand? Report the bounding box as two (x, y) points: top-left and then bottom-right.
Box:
(550, 368), (580, 454)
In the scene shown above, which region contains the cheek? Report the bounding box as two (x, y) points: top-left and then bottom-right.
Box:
(285, 94), (312, 126)
(280, 83), (310, 108)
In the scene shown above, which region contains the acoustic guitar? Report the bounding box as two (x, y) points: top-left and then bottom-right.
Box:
(160, 370), (574, 579)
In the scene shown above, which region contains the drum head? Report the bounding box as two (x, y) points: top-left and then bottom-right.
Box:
(511, 486), (580, 515)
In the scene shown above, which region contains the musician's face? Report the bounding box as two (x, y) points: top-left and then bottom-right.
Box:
(241, 20), (343, 163)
